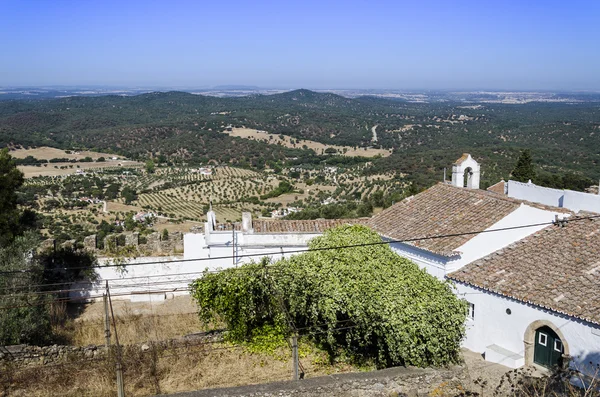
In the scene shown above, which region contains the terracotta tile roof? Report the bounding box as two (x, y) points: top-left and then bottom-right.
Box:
(448, 215), (600, 325)
(367, 183), (523, 256)
(455, 153), (471, 164)
(252, 218), (368, 234)
(487, 180), (506, 195)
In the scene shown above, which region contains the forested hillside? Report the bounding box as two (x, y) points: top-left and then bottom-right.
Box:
(1, 89), (599, 187)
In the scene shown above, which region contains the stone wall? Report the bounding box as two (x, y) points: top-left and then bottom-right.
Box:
(0, 332), (220, 369)
(0, 344), (105, 368)
(164, 365), (470, 397)
(84, 231), (184, 256)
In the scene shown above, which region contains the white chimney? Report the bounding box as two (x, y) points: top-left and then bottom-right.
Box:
(242, 212), (253, 233)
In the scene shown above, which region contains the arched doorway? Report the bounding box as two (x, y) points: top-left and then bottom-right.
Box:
(534, 326), (563, 368)
(524, 320), (570, 367)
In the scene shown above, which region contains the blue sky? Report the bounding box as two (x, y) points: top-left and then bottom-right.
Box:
(1, 0), (599, 90)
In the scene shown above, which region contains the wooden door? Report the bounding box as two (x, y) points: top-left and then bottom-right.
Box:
(534, 326), (563, 368)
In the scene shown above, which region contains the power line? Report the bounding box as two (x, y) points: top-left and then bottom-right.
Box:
(1, 213), (594, 277)
(0, 212), (595, 299)
(0, 287), (194, 311)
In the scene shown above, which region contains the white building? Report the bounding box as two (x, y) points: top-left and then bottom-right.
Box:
(449, 217), (600, 372)
(366, 154), (600, 373)
(184, 210), (366, 269)
(367, 155), (568, 280)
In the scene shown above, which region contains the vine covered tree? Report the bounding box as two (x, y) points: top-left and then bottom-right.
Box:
(511, 149), (536, 182)
(191, 225), (467, 367)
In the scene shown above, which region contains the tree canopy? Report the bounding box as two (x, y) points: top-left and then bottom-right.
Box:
(511, 149), (536, 182)
(0, 148), (26, 246)
(191, 225), (467, 368)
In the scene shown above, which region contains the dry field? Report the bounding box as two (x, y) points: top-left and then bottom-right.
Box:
(224, 128), (391, 158)
(3, 342), (361, 397)
(10, 146), (121, 161)
(2, 296), (366, 397)
(19, 161), (143, 178)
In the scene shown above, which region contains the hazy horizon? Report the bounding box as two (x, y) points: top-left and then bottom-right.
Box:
(1, 0), (599, 90)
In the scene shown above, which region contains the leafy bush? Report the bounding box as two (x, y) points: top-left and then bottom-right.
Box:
(191, 225), (467, 367)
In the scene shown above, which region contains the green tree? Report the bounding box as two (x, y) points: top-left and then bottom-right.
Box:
(511, 149), (536, 182)
(0, 149), (25, 245)
(121, 186), (137, 204)
(145, 159), (155, 174)
(0, 233), (52, 345)
(191, 225), (467, 367)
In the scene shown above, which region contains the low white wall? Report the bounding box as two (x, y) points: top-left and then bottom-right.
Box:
(507, 180), (600, 213)
(183, 231), (316, 269)
(74, 231), (318, 302)
(456, 283), (600, 372)
(183, 233), (208, 260)
(507, 180), (564, 207)
(70, 256), (229, 302)
(563, 189), (600, 213)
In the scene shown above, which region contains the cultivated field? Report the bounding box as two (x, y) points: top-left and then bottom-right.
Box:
(224, 128), (392, 157)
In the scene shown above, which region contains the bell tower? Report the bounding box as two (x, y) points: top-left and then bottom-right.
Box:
(451, 153), (480, 189)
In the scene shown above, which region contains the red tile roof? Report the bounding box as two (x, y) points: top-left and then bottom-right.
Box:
(487, 180), (506, 195)
(252, 218), (368, 234)
(448, 215), (600, 325)
(367, 183), (523, 256)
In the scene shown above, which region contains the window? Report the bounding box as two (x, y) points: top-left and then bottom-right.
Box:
(554, 339), (563, 352)
(467, 302), (475, 320)
(539, 332), (548, 346)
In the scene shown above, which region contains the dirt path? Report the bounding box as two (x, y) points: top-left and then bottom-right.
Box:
(371, 125), (378, 143)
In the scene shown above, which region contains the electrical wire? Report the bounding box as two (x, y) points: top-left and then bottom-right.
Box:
(0, 213), (594, 278)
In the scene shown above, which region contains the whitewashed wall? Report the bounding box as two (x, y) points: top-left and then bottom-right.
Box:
(69, 256), (217, 302)
(507, 180), (600, 213)
(456, 283), (600, 373)
(563, 189), (600, 213)
(507, 180), (564, 207)
(446, 204), (564, 273)
(388, 241), (449, 279)
(74, 232), (318, 302)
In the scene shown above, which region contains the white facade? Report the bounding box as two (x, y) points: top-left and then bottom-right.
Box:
(76, 211), (320, 302)
(388, 204), (563, 280)
(507, 180), (600, 213)
(456, 283), (600, 373)
(70, 256), (202, 302)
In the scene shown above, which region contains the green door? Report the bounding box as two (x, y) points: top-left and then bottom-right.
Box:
(534, 326), (563, 368)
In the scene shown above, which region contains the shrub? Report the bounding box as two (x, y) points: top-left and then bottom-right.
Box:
(191, 225), (467, 367)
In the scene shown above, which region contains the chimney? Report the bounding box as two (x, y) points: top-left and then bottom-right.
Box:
(242, 212), (253, 233)
(206, 210), (216, 233)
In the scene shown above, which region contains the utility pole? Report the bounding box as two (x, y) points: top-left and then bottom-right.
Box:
(103, 287), (111, 350)
(107, 282), (125, 397)
(291, 335), (299, 380)
(232, 229), (236, 267)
